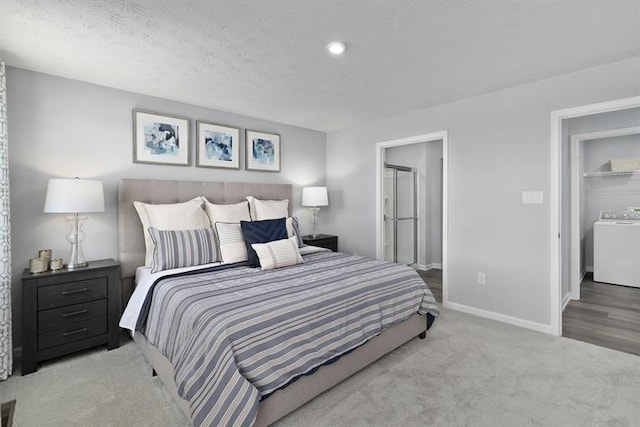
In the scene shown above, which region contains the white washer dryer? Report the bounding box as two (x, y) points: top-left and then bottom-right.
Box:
(593, 210), (640, 288)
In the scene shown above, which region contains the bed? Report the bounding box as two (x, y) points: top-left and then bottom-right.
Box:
(117, 178), (439, 427)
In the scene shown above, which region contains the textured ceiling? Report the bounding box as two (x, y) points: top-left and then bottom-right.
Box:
(1, 0), (639, 131)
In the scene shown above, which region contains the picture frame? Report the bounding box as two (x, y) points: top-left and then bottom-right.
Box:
(245, 130), (281, 172)
(196, 121), (240, 169)
(133, 110), (190, 166)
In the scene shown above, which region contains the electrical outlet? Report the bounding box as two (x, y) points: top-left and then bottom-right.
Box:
(477, 272), (486, 285)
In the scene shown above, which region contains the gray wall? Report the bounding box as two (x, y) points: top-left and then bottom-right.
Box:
(325, 56), (640, 328)
(8, 67), (326, 346)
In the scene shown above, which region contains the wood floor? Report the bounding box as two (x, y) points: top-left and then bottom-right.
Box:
(563, 273), (640, 356)
(417, 268), (442, 303)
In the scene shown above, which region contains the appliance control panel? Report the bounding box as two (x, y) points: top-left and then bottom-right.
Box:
(599, 210), (640, 222)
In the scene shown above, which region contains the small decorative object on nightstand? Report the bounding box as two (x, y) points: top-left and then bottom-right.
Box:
(302, 234), (338, 252)
(21, 259), (121, 375)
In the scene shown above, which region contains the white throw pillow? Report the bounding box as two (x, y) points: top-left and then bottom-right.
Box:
(134, 197), (209, 267)
(251, 236), (304, 271)
(247, 196), (289, 220)
(286, 217), (304, 247)
(202, 199), (251, 225)
(215, 222), (248, 264)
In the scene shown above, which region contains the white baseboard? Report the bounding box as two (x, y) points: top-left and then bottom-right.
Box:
(445, 301), (555, 335)
(586, 266), (593, 273)
(416, 263), (442, 271)
(562, 292), (571, 311)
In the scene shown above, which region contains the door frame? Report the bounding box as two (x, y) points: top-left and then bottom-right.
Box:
(375, 131), (449, 305)
(550, 96), (640, 336)
(569, 126), (640, 302)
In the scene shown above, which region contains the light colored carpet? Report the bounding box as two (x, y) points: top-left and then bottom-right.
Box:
(1, 308), (639, 426)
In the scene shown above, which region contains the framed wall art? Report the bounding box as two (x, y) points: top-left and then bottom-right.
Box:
(133, 110), (190, 166)
(245, 130), (281, 172)
(196, 121), (240, 169)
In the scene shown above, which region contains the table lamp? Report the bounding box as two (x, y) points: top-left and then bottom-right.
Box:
(44, 178), (105, 269)
(301, 186), (328, 238)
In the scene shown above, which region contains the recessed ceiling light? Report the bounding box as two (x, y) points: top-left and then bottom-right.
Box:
(327, 41), (346, 55)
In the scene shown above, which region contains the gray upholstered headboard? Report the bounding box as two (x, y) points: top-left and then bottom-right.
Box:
(118, 178), (292, 302)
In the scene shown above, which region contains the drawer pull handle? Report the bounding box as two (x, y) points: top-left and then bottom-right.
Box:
(61, 327), (88, 337)
(61, 287), (88, 296)
(62, 309), (88, 317)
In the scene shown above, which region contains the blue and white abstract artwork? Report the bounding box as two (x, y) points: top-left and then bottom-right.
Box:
(251, 138), (275, 165)
(246, 130), (280, 172)
(197, 122), (239, 169)
(134, 110), (189, 166)
(144, 122), (180, 156)
(204, 130), (233, 162)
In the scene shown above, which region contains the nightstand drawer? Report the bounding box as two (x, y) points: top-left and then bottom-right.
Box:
(38, 299), (107, 330)
(38, 317), (107, 350)
(37, 278), (107, 309)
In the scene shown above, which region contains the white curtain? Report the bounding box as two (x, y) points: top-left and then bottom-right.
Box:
(0, 59), (11, 380)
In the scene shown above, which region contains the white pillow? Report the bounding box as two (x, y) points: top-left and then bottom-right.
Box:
(134, 197), (209, 267)
(202, 199), (250, 225)
(251, 236), (304, 271)
(286, 217), (304, 247)
(215, 222), (248, 264)
(247, 196), (289, 220)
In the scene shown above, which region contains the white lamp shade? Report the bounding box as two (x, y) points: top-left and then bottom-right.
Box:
(302, 187), (328, 207)
(44, 178), (105, 213)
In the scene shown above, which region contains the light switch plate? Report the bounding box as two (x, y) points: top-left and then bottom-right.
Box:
(522, 190), (543, 204)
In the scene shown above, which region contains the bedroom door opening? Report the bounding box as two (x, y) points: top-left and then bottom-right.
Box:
(383, 164), (418, 265)
(376, 131), (448, 305)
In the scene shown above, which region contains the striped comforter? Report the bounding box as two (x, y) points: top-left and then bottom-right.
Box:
(139, 251), (439, 427)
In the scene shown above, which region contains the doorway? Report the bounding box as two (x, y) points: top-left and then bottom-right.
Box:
(376, 131), (449, 305)
(550, 96), (640, 338)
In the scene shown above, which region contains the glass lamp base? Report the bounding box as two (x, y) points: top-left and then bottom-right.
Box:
(65, 214), (88, 269)
(309, 207), (321, 238)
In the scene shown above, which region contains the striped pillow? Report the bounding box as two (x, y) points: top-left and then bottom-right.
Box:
(286, 217), (305, 248)
(251, 236), (304, 271)
(215, 222), (248, 264)
(148, 227), (219, 273)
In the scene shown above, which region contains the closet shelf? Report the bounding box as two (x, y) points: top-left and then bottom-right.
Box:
(583, 170), (640, 177)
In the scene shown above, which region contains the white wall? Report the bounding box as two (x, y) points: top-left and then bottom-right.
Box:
(325, 56), (640, 330)
(8, 67), (326, 346)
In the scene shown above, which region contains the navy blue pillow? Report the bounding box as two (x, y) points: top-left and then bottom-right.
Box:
(241, 218), (288, 267)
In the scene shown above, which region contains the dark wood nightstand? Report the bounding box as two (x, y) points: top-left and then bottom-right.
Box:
(302, 234), (338, 252)
(21, 259), (121, 375)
